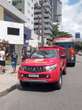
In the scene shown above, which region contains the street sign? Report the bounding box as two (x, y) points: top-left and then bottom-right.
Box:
(75, 33), (80, 38)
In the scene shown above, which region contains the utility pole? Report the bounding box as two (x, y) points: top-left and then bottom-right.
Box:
(39, 0), (46, 47)
(38, 16), (40, 40)
(41, 0), (44, 47)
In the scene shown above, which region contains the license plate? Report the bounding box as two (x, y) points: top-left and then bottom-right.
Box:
(28, 74), (39, 78)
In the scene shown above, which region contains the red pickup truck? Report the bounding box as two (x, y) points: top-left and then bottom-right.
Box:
(18, 46), (67, 89)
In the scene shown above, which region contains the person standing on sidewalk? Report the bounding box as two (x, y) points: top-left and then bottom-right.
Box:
(0, 47), (6, 73)
(11, 51), (18, 73)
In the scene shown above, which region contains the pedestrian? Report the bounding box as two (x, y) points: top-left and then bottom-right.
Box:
(11, 51), (18, 73)
(0, 47), (6, 73)
(21, 47), (28, 61)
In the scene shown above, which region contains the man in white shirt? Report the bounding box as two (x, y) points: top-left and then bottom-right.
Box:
(0, 47), (5, 73)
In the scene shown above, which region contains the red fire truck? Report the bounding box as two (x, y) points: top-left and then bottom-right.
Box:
(53, 35), (76, 66)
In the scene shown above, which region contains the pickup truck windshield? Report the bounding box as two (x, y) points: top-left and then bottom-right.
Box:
(31, 50), (58, 58)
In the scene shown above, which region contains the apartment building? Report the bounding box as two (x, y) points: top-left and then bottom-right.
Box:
(50, 0), (62, 24)
(12, 0), (34, 30)
(34, 0), (53, 37)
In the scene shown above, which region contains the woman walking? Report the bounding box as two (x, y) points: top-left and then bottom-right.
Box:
(11, 51), (18, 73)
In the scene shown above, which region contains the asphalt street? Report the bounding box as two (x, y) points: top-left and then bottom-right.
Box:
(0, 55), (82, 110)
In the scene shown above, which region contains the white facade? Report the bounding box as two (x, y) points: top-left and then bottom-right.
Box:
(24, 0), (34, 30)
(11, 0), (36, 30)
(0, 21), (24, 44)
(11, 0), (40, 46)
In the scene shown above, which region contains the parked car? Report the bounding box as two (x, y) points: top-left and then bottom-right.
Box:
(18, 46), (67, 89)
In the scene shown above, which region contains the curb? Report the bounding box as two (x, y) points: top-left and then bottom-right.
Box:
(0, 84), (17, 97)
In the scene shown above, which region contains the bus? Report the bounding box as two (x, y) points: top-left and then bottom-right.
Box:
(53, 35), (76, 66)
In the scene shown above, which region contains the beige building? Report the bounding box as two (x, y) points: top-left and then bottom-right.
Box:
(0, 6), (4, 20)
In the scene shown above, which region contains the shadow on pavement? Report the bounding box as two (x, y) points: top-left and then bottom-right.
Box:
(17, 83), (59, 92)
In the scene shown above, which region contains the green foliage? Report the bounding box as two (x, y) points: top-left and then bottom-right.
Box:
(57, 31), (71, 36)
(52, 24), (59, 37)
(75, 41), (82, 51)
(52, 24), (71, 38)
(47, 24), (71, 45)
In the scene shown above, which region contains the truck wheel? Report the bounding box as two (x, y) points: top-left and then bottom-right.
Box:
(55, 74), (62, 90)
(63, 68), (67, 75)
(71, 63), (75, 67)
(67, 63), (75, 67)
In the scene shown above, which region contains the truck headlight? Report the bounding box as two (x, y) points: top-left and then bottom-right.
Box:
(45, 64), (57, 71)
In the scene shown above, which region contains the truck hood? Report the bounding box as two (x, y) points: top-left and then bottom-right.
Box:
(21, 58), (59, 66)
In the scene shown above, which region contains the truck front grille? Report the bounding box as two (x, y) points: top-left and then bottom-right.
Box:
(24, 66), (45, 72)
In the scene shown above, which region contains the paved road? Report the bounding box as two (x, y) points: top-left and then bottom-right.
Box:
(0, 55), (82, 110)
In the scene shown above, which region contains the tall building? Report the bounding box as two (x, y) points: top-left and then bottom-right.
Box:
(50, 0), (62, 24)
(34, 0), (52, 37)
(11, 0), (35, 30)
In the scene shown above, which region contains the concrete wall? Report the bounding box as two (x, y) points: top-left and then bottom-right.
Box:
(0, 6), (4, 20)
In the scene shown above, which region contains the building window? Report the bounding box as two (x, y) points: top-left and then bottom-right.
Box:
(19, 9), (22, 11)
(12, 0), (22, 6)
(31, 14), (33, 17)
(7, 27), (20, 35)
(27, 2), (31, 6)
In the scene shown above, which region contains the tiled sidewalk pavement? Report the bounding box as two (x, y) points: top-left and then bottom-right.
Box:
(0, 65), (19, 97)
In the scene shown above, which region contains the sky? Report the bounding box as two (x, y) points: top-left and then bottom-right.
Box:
(61, 0), (82, 37)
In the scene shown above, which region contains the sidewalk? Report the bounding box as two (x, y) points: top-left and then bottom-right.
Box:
(0, 65), (19, 97)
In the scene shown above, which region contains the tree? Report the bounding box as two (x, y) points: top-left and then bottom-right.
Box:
(52, 24), (59, 37)
(47, 24), (71, 45)
(57, 31), (71, 36)
(52, 25), (71, 38)
(75, 41), (82, 51)
(47, 24), (59, 42)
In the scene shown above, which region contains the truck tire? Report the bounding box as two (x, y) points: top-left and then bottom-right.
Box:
(63, 68), (67, 75)
(55, 74), (62, 90)
(71, 63), (75, 67)
(67, 63), (75, 67)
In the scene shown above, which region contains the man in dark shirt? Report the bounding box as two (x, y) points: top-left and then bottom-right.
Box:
(11, 51), (18, 73)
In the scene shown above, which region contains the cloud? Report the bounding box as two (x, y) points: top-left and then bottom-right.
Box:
(61, 0), (82, 37)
